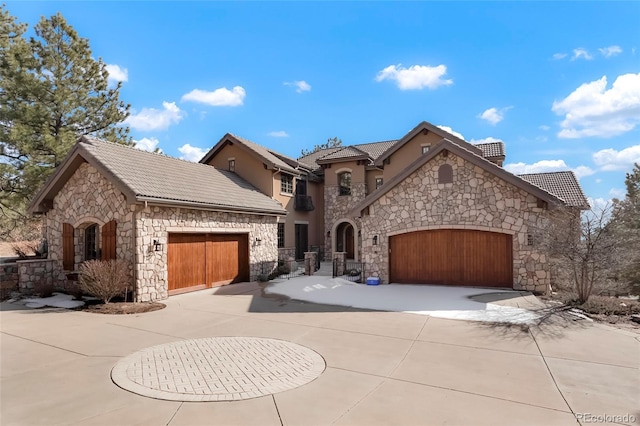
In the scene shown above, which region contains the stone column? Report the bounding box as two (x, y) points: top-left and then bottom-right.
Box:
(333, 252), (346, 276)
(304, 252), (317, 276)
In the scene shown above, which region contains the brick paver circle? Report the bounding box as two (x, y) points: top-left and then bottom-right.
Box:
(111, 337), (326, 402)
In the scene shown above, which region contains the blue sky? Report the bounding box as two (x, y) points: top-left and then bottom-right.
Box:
(7, 2), (640, 203)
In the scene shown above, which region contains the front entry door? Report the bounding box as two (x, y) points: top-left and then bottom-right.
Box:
(345, 225), (355, 259)
(295, 224), (308, 260)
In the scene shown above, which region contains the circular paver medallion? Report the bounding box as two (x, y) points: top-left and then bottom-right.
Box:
(111, 337), (326, 402)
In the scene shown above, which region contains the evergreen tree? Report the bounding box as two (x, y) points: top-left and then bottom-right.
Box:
(1, 7), (131, 239)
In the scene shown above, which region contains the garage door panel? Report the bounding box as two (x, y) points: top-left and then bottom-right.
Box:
(168, 233), (250, 294)
(168, 234), (206, 292)
(389, 229), (512, 287)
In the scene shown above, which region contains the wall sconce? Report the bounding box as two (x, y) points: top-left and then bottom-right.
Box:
(326, 231), (331, 238)
(358, 230), (361, 237)
(255, 237), (262, 246)
(153, 240), (162, 252)
(372, 235), (378, 246)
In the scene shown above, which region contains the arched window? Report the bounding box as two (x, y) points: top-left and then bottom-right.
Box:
(84, 224), (98, 260)
(438, 164), (453, 184)
(338, 172), (352, 196)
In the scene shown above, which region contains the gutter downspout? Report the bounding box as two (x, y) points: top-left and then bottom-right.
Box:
(131, 205), (137, 302)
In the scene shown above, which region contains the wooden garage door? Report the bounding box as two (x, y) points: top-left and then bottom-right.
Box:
(167, 233), (249, 294)
(389, 229), (513, 287)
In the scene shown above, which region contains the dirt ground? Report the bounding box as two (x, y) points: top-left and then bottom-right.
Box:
(82, 302), (166, 314)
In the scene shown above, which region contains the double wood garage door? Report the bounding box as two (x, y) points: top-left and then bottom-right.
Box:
(168, 233), (249, 295)
(389, 229), (513, 287)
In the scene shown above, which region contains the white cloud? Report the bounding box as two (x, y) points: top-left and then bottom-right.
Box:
(284, 80), (311, 93)
(552, 73), (640, 138)
(105, 64), (128, 84)
(478, 106), (512, 125)
(598, 45), (622, 58)
(572, 48), (593, 60)
(268, 131), (289, 137)
(587, 197), (609, 212)
(592, 145), (640, 171)
(469, 136), (501, 144)
(505, 159), (594, 178)
(375, 64), (453, 90)
(134, 137), (160, 152)
(609, 188), (626, 199)
(552, 53), (568, 60)
(178, 144), (208, 162)
(436, 125), (464, 140)
(539, 125), (550, 131)
(126, 101), (183, 131)
(181, 86), (246, 107)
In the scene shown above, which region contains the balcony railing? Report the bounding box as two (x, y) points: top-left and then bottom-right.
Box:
(294, 194), (314, 211)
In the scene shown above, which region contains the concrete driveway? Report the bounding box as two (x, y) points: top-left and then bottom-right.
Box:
(1, 281), (638, 426)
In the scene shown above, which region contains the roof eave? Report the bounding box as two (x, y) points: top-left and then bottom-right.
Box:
(316, 155), (370, 165)
(136, 196), (287, 217)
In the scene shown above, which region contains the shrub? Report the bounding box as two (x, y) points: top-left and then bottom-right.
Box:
(78, 260), (130, 304)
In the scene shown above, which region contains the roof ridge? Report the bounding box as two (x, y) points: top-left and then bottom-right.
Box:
(82, 136), (217, 170)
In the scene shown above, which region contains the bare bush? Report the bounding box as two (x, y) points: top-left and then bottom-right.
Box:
(78, 260), (130, 304)
(535, 204), (620, 304)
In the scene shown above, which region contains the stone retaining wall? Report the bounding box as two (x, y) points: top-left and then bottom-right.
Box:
(16, 259), (67, 293)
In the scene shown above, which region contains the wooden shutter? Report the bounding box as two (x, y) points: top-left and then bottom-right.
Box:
(101, 220), (117, 261)
(62, 223), (74, 270)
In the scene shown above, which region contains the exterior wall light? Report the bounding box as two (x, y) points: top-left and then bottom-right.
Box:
(153, 240), (162, 252)
(255, 237), (262, 246)
(373, 235), (378, 246)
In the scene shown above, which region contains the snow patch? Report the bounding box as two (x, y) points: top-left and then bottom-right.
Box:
(265, 276), (540, 324)
(21, 293), (85, 309)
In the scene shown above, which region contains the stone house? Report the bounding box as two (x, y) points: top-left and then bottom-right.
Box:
(28, 119), (588, 300)
(204, 120), (588, 293)
(28, 136), (286, 301)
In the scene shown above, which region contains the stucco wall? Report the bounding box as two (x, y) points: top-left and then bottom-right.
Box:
(135, 206), (278, 301)
(361, 152), (555, 292)
(45, 162), (134, 279)
(382, 132), (442, 180)
(205, 143), (274, 197)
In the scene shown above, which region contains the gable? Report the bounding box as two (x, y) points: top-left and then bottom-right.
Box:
(351, 139), (566, 217)
(380, 131), (443, 179)
(372, 151), (543, 221)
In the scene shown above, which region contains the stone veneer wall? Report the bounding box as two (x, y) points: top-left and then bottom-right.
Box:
(278, 247), (296, 261)
(17, 259), (67, 292)
(135, 206), (278, 302)
(45, 162), (135, 281)
(361, 152), (556, 293)
(323, 182), (366, 260)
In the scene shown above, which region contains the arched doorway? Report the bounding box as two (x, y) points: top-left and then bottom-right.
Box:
(333, 220), (357, 260)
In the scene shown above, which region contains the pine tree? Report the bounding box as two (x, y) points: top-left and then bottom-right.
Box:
(0, 7), (131, 239)
(300, 137), (342, 157)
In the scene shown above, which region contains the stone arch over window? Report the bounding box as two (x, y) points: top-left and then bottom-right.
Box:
(74, 220), (102, 263)
(438, 164), (453, 184)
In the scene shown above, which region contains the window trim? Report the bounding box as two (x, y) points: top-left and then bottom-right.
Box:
(228, 158), (235, 172)
(277, 223), (285, 248)
(421, 144), (431, 154)
(280, 173), (294, 194)
(375, 176), (383, 189)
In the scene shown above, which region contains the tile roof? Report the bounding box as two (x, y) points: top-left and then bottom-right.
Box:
(518, 171), (589, 208)
(77, 137), (286, 214)
(317, 146), (369, 162)
(298, 140), (399, 169)
(227, 134), (300, 174)
(475, 141), (505, 158)
(353, 140), (399, 161)
(297, 147), (343, 170)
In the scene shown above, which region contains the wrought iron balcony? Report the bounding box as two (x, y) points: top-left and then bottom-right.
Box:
(294, 194), (314, 211)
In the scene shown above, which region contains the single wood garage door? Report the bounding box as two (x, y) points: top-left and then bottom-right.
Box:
(389, 229), (513, 287)
(168, 233), (249, 295)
